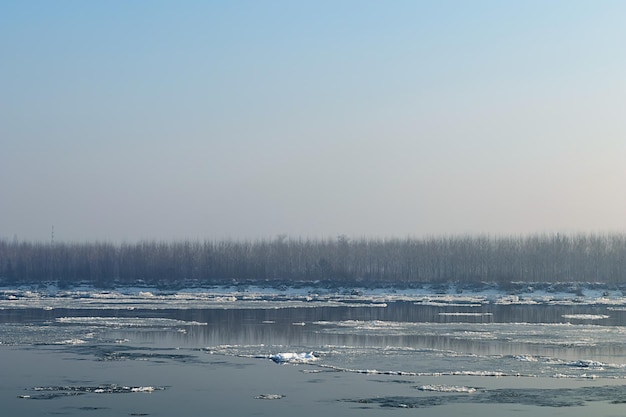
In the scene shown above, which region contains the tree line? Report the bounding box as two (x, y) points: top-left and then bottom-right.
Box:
(1, 233), (625, 287)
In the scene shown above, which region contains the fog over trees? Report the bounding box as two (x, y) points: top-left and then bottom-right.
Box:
(1, 233), (625, 287)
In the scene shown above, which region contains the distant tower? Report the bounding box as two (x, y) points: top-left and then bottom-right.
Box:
(51, 225), (55, 245)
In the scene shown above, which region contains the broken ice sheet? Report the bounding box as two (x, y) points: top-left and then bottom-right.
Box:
(19, 384), (167, 400)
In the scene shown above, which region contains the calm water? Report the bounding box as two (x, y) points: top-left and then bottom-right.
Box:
(2, 286), (626, 416)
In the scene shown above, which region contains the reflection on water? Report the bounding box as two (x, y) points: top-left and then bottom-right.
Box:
(103, 303), (626, 360)
(4, 298), (626, 416)
(4, 302), (626, 371)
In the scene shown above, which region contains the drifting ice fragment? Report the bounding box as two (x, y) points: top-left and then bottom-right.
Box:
(562, 314), (609, 320)
(255, 394), (285, 400)
(417, 384), (477, 393)
(514, 354), (538, 362)
(270, 352), (317, 364)
(567, 360), (605, 368)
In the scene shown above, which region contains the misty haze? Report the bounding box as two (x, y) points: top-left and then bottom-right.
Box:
(3, 1), (626, 416)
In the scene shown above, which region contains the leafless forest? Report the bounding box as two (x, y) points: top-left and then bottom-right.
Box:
(1, 233), (626, 287)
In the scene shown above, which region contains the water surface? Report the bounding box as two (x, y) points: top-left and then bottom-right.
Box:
(2, 285), (626, 416)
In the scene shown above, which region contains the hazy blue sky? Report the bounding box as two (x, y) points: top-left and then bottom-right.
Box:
(2, 0), (625, 242)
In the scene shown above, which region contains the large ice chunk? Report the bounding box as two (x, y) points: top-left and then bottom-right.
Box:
(270, 352), (317, 364)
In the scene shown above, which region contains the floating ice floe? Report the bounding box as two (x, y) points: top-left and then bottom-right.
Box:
(514, 354), (538, 362)
(567, 359), (605, 368)
(562, 314), (609, 320)
(418, 302), (483, 307)
(19, 385), (166, 399)
(438, 312), (493, 317)
(57, 338), (87, 345)
(417, 384), (477, 393)
(414, 294), (488, 307)
(270, 352), (317, 364)
(255, 394), (285, 400)
(130, 386), (156, 393)
(55, 317), (206, 327)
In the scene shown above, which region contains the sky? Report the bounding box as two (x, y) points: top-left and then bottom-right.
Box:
(1, 0), (625, 242)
